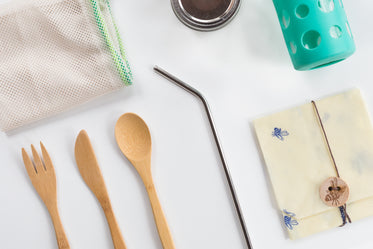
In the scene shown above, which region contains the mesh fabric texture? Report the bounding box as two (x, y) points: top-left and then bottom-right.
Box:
(0, 0), (132, 132)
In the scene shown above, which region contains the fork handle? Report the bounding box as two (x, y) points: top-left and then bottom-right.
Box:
(48, 205), (70, 249)
(100, 198), (127, 249)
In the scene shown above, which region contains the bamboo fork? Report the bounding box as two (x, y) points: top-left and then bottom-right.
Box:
(22, 143), (70, 249)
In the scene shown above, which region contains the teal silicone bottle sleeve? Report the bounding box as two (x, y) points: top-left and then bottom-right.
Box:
(273, 0), (355, 70)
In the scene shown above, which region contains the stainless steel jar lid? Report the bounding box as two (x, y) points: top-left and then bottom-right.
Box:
(171, 0), (241, 31)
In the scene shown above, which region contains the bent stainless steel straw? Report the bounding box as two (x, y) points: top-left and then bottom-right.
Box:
(154, 66), (253, 249)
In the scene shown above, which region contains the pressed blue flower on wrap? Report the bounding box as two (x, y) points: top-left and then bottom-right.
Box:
(272, 128), (289, 141)
(283, 210), (299, 230)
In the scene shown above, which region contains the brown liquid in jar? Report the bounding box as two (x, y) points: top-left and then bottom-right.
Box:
(180, 0), (232, 20)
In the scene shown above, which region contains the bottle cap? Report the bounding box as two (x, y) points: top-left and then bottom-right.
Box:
(171, 0), (241, 31)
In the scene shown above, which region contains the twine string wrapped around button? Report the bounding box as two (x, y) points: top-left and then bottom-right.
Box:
(312, 101), (352, 226)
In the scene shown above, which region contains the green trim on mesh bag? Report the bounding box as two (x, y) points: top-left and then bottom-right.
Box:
(90, 0), (133, 85)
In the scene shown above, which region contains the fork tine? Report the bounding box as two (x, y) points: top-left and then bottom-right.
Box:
(22, 148), (37, 176)
(31, 144), (45, 172)
(40, 142), (54, 173)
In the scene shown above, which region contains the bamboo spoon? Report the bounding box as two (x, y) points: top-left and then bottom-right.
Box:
(22, 143), (70, 249)
(75, 130), (127, 249)
(115, 113), (176, 249)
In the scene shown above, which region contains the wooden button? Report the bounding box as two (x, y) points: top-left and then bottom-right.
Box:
(319, 177), (349, 207)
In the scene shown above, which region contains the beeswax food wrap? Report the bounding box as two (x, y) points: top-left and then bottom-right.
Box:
(254, 89), (373, 239)
(0, 0), (132, 132)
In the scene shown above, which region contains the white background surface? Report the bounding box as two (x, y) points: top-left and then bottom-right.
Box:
(1, 0), (373, 249)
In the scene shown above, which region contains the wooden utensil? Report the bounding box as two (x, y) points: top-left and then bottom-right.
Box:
(75, 130), (127, 249)
(22, 143), (70, 249)
(115, 113), (176, 249)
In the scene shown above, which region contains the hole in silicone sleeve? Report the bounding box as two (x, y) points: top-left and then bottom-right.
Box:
(346, 22), (352, 37)
(330, 25), (342, 38)
(282, 10), (290, 29)
(289, 41), (297, 54)
(318, 0), (335, 13)
(302, 30), (321, 49)
(296, 4), (309, 19)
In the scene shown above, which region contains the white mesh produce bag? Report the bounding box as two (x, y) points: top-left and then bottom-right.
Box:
(0, 0), (132, 132)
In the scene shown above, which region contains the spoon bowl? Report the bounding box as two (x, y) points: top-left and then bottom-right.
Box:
(115, 113), (152, 162)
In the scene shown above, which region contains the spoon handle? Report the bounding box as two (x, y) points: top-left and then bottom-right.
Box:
(145, 180), (176, 249)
